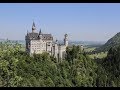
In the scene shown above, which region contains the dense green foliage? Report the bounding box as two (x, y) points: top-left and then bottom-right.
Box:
(101, 46), (120, 86)
(96, 32), (120, 52)
(0, 40), (120, 87)
(93, 45), (120, 87)
(0, 42), (97, 87)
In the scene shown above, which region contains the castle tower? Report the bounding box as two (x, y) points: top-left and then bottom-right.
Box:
(32, 22), (36, 33)
(54, 39), (58, 59)
(64, 34), (68, 47)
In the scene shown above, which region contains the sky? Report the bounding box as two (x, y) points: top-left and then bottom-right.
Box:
(0, 3), (120, 41)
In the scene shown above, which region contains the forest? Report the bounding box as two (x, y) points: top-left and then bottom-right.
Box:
(0, 40), (120, 87)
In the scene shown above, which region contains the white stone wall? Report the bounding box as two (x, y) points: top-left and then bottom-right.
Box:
(30, 40), (46, 54)
(41, 40), (47, 52)
(28, 39), (54, 55)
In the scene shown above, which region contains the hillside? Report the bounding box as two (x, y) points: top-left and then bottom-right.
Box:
(103, 45), (120, 78)
(0, 42), (98, 87)
(93, 45), (120, 87)
(96, 32), (120, 52)
(101, 45), (120, 86)
(0, 41), (120, 87)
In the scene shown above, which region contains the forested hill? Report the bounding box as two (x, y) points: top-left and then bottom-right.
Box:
(100, 45), (120, 86)
(103, 45), (120, 78)
(92, 45), (120, 87)
(96, 32), (120, 52)
(0, 42), (98, 87)
(0, 41), (120, 87)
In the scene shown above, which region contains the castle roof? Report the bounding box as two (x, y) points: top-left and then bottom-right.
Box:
(26, 32), (53, 40)
(27, 33), (39, 40)
(42, 34), (53, 40)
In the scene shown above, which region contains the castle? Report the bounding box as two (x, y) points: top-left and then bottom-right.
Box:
(25, 22), (68, 60)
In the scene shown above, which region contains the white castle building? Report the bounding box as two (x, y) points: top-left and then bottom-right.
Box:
(25, 22), (68, 60)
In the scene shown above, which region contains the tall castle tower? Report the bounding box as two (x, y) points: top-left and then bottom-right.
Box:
(64, 34), (68, 47)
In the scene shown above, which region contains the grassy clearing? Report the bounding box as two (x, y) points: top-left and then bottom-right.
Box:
(84, 47), (96, 52)
(21, 47), (25, 51)
(20, 45), (25, 51)
(88, 52), (107, 59)
(84, 46), (107, 59)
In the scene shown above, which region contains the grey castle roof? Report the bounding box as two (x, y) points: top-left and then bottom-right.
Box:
(26, 32), (53, 40)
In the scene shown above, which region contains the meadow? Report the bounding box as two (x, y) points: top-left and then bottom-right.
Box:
(84, 46), (107, 59)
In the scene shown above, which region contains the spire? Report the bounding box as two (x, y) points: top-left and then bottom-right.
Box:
(27, 30), (29, 34)
(32, 21), (36, 33)
(32, 21), (35, 27)
(38, 29), (42, 40)
(39, 28), (42, 35)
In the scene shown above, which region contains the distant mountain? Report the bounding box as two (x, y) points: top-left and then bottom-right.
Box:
(0, 39), (25, 45)
(68, 40), (105, 46)
(96, 32), (120, 52)
(0, 38), (5, 41)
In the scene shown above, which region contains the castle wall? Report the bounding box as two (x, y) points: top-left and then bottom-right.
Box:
(26, 37), (68, 60)
(30, 40), (46, 54)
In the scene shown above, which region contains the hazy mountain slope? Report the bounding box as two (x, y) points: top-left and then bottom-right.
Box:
(96, 32), (120, 52)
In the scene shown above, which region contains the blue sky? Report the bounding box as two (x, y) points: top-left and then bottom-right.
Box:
(0, 3), (120, 41)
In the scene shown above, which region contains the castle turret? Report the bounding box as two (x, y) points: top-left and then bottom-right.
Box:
(32, 22), (36, 33)
(64, 34), (68, 47)
(39, 29), (42, 34)
(55, 39), (58, 44)
(27, 30), (29, 35)
(54, 39), (58, 61)
(38, 29), (42, 39)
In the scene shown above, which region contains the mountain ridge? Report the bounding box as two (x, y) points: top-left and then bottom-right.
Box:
(96, 32), (120, 52)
